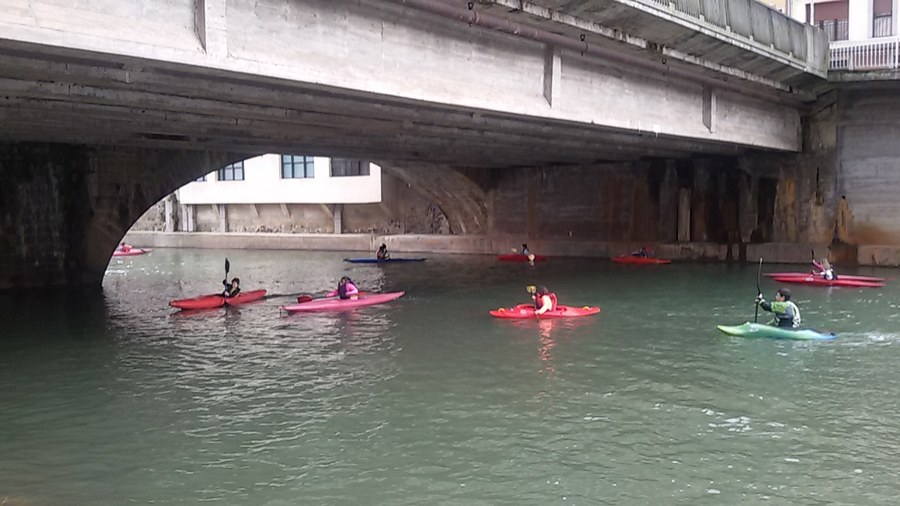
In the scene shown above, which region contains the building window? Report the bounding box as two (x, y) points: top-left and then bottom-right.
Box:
(330, 159), (370, 177)
(195, 174), (207, 182)
(874, 13), (893, 37)
(217, 161), (244, 181)
(281, 155), (314, 179)
(818, 19), (849, 41)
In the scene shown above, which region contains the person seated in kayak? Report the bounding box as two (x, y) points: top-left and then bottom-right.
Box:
(222, 278), (241, 298)
(521, 244), (530, 256)
(756, 288), (801, 328)
(327, 276), (360, 300)
(631, 246), (649, 258)
(376, 243), (390, 260)
(527, 285), (558, 315)
(117, 242), (132, 253)
(812, 258), (837, 280)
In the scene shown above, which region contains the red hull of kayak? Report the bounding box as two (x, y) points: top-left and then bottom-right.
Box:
(282, 291), (405, 313)
(169, 289), (267, 310)
(611, 256), (671, 265)
(490, 303), (600, 319)
(765, 272), (885, 283)
(767, 276), (885, 288)
(112, 248), (151, 257)
(497, 254), (547, 262)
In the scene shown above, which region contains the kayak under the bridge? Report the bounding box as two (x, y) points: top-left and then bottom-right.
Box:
(169, 289), (268, 310)
(281, 291), (405, 313)
(716, 322), (836, 340)
(611, 255), (671, 265)
(112, 248), (151, 257)
(490, 303), (600, 319)
(343, 258), (426, 263)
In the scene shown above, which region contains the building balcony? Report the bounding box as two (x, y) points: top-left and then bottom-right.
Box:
(830, 37), (900, 71)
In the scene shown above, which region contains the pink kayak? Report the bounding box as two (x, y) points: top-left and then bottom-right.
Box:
(169, 289), (268, 310)
(765, 272), (885, 283)
(113, 248), (151, 257)
(768, 276), (885, 288)
(282, 291), (405, 313)
(490, 303), (600, 319)
(611, 255), (671, 265)
(497, 254), (547, 262)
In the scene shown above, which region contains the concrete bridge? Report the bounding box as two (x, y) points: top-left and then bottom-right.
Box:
(0, 0), (831, 289)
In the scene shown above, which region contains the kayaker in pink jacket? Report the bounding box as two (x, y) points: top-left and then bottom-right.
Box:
(327, 276), (359, 300)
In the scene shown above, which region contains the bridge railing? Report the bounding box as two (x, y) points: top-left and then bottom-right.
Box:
(830, 37), (900, 71)
(632, 0), (829, 76)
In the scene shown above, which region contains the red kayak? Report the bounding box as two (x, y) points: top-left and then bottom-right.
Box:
(765, 272), (885, 283)
(281, 291), (405, 313)
(490, 303), (600, 319)
(611, 255), (671, 265)
(113, 248), (151, 257)
(169, 289), (268, 310)
(767, 276), (885, 288)
(498, 254), (547, 262)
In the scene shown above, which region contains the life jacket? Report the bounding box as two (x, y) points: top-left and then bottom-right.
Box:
(535, 293), (558, 311)
(776, 301), (801, 328)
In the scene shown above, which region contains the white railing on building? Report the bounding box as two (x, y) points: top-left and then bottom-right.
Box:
(830, 37), (900, 70)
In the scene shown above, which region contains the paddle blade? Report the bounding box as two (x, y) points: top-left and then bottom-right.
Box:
(297, 294), (314, 303)
(225, 258), (230, 276)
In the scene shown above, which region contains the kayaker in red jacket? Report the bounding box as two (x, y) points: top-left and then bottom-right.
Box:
(528, 285), (558, 315)
(222, 278), (241, 298)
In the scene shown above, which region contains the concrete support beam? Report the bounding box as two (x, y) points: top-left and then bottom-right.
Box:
(181, 204), (196, 232)
(213, 204), (228, 232)
(678, 189), (692, 242)
(333, 204), (343, 234)
(543, 46), (561, 107)
(164, 194), (177, 233)
(702, 86), (717, 133)
(280, 203), (292, 218)
(195, 0), (228, 58)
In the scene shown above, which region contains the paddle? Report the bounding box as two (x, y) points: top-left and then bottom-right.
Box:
(225, 258), (230, 280)
(754, 257), (762, 323)
(296, 291), (368, 303)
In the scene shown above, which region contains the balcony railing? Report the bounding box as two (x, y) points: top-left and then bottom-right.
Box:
(830, 37), (900, 71)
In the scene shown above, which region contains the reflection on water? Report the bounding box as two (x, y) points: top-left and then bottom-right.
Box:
(1, 249), (900, 504)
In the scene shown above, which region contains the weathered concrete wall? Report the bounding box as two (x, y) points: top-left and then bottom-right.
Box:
(0, 142), (237, 289)
(834, 87), (900, 245)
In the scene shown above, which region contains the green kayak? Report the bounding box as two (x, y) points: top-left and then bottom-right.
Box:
(716, 322), (836, 341)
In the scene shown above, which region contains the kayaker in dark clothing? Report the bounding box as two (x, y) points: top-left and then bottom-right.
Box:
(222, 278), (241, 298)
(756, 288), (801, 328)
(521, 244), (531, 256)
(527, 285), (558, 315)
(377, 243), (390, 260)
(631, 246), (649, 258)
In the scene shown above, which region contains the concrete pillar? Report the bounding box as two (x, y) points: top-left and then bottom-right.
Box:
(164, 194), (176, 233)
(180, 204), (196, 232)
(893, 0), (900, 36)
(658, 162), (679, 242)
(702, 87), (717, 133)
(677, 189), (692, 242)
(692, 165), (710, 242)
(333, 204), (343, 234)
(216, 204), (228, 232)
(849, 0), (874, 40)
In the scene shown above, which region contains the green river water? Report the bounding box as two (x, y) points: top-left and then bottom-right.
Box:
(2, 248), (899, 505)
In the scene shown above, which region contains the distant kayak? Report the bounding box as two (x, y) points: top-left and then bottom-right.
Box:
(490, 303), (600, 319)
(611, 255), (671, 265)
(343, 258), (426, 263)
(169, 289), (267, 310)
(113, 248), (151, 257)
(717, 322), (836, 341)
(767, 275), (885, 288)
(282, 291), (405, 313)
(765, 272), (885, 283)
(497, 254), (547, 262)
